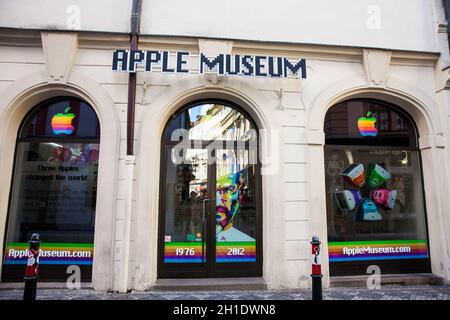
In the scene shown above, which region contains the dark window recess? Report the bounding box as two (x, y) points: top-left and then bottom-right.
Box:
(324, 99), (431, 276)
(21, 98), (100, 139)
(444, 0), (450, 35)
(324, 100), (415, 147)
(2, 97), (100, 282)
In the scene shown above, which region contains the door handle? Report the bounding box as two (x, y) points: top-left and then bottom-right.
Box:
(201, 198), (210, 264)
(202, 198), (211, 219)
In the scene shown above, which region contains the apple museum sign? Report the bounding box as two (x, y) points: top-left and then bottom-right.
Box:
(51, 107), (76, 135)
(357, 112), (378, 137)
(112, 50), (307, 79)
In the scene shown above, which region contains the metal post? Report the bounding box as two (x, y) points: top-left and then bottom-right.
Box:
(23, 233), (40, 301)
(311, 235), (323, 300)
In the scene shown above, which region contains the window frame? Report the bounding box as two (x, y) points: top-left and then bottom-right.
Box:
(323, 98), (432, 276)
(1, 97), (100, 282)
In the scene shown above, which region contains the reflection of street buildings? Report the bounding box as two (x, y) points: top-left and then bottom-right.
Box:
(187, 150), (208, 195)
(172, 149), (208, 196)
(188, 104), (253, 142)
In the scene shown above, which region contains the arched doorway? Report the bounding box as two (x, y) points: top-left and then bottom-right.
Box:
(324, 99), (431, 276)
(1, 97), (100, 282)
(158, 100), (262, 278)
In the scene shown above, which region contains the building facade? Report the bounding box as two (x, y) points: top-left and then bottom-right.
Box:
(0, 0), (450, 292)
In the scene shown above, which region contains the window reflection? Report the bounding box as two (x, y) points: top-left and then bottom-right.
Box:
(325, 148), (427, 241)
(21, 99), (100, 139)
(165, 104), (256, 141)
(8, 142), (99, 243)
(2, 98), (100, 282)
(324, 100), (430, 275)
(162, 102), (259, 268)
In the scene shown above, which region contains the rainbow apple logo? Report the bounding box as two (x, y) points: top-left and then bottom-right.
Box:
(51, 107), (76, 135)
(358, 112), (378, 137)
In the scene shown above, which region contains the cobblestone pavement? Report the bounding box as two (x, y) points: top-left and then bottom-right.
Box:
(0, 285), (449, 300)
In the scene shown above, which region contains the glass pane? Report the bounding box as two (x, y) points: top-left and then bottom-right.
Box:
(324, 101), (413, 147)
(325, 147), (429, 263)
(3, 142), (99, 279)
(215, 149), (257, 263)
(21, 99), (100, 139)
(164, 148), (208, 263)
(165, 103), (256, 142)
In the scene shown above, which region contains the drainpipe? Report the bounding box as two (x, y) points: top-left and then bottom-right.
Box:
(127, 0), (142, 155)
(118, 0), (142, 293)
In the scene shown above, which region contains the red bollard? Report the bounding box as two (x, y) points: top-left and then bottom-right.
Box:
(311, 235), (323, 300)
(23, 233), (40, 301)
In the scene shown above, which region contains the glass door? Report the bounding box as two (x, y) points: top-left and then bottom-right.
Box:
(160, 147), (210, 276)
(158, 101), (262, 278)
(214, 148), (258, 270)
(159, 145), (261, 278)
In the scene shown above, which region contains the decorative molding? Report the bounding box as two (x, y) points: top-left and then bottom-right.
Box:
(41, 32), (78, 84)
(198, 38), (233, 57)
(0, 29), (439, 67)
(390, 51), (439, 67)
(197, 39), (232, 87)
(362, 49), (392, 88)
(436, 132), (446, 148)
(116, 154), (135, 293)
(275, 88), (284, 111)
(203, 74), (225, 86)
(141, 82), (152, 105)
(443, 69), (450, 90)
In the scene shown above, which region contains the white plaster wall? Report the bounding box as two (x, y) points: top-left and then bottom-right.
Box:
(0, 0), (132, 33)
(0, 37), (122, 291)
(0, 25), (450, 290)
(142, 0), (436, 52)
(125, 45), (450, 288)
(0, 0), (440, 52)
(433, 0), (450, 281)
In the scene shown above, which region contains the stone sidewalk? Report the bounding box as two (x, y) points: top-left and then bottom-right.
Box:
(0, 285), (449, 300)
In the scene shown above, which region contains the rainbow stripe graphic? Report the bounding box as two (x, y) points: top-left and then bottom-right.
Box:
(51, 108), (76, 135)
(164, 242), (257, 263)
(328, 240), (428, 262)
(164, 242), (204, 263)
(3, 243), (93, 265)
(357, 112), (378, 137)
(216, 242), (256, 263)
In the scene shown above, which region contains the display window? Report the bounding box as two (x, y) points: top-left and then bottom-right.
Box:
(159, 101), (262, 278)
(2, 98), (100, 281)
(324, 100), (431, 275)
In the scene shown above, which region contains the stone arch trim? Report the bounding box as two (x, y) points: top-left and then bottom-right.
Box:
(144, 78), (273, 139)
(306, 75), (442, 148)
(132, 78), (284, 290)
(0, 70), (120, 290)
(305, 76), (450, 284)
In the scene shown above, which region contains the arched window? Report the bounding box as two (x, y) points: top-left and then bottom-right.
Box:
(2, 97), (100, 281)
(159, 100), (262, 278)
(324, 99), (430, 276)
